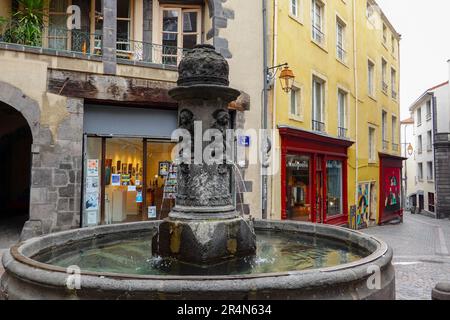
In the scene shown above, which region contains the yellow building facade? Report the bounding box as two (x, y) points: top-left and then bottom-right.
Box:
(268, 0), (402, 227)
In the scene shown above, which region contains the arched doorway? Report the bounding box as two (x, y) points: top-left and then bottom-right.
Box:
(0, 101), (32, 247)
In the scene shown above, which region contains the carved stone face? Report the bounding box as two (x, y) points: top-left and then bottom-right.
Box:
(179, 109), (194, 128)
(213, 110), (229, 129)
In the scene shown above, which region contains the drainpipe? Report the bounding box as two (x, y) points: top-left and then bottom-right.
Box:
(262, 0), (269, 219)
(352, 0), (359, 215)
(270, 0), (279, 219)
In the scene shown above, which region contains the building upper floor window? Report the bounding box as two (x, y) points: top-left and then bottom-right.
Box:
(336, 18), (346, 62)
(418, 163), (423, 181)
(391, 68), (397, 99)
(382, 24), (387, 44)
(418, 135), (423, 154)
(426, 100), (432, 120)
(391, 35), (396, 56)
(427, 130), (432, 151)
(311, 0), (325, 44)
(382, 110), (388, 143)
(338, 89), (347, 137)
(312, 76), (325, 132)
(392, 115), (397, 144)
(381, 58), (388, 92)
(291, 0), (299, 17)
(290, 86), (301, 117)
(368, 60), (375, 97)
(427, 162), (433, 181)
(369, 127), (376, 162)
(161, 7), (201, 65)
(366, 1), (374, 18)
(417, 107), (422, 126)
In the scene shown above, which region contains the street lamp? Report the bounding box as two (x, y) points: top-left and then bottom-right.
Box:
(267, 63), (296, 93)
(407, 143), (413, 156)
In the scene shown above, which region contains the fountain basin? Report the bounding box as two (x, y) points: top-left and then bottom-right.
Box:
(0, 220), (395, 300)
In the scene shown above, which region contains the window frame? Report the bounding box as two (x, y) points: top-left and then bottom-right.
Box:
(312, 76), (326, 131)
(336, 17), (346, 63)
(311, 0), (325, 45)
(368, 126), (376, 162)
(158, 5), (202, 64)
(367, 59), (375, 98)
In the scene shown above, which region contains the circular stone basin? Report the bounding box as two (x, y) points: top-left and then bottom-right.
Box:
(0, 220), (395, 300)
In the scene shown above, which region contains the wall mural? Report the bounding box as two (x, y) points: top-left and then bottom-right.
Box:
(383, 167), (401, 213)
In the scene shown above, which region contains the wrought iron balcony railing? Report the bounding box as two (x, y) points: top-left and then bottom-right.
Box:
(338, 127), (348, 138)
(117, 37), (186, 66)
(382, 140), (389, 150)
(426, 113), (432, 121)
(0, 22), (186, 67)
(382, 81), (388, 93)
(0, 21), (102, 57)
(312, 120), (325, 133)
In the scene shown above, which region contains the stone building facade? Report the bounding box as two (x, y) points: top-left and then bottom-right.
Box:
(0, 0), (264, 239)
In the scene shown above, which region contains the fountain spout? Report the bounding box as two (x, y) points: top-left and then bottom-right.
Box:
(153, 45), (257, 265)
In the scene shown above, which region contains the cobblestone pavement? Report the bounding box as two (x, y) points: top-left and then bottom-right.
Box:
(362, 212), (450, 300)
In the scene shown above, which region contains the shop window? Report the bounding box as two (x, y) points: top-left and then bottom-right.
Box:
(286, 155), (311, 221)
(82, 137), (176, 227)
(326, 160), (343, 217)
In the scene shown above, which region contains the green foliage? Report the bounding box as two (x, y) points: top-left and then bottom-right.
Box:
(1, 0), (45, 46)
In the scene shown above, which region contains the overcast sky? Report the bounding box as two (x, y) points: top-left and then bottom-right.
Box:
(376, 0), (450, 119)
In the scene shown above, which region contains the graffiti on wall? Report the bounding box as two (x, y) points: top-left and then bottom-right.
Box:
(356, 183), (371, 229)
(383, 167), (401, 213)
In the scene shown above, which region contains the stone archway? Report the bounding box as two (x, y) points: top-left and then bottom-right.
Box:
(0, 81), (40, 143)
(0, 81), (41, 245)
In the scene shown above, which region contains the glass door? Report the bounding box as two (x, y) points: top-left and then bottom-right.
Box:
(314, 155), (324, 223)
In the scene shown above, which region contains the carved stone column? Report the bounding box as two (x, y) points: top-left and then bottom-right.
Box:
(153, 45), (256, 265)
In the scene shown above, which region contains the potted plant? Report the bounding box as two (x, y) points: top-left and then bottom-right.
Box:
(1, 0), (44, 46)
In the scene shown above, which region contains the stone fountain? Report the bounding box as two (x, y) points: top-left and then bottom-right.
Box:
(0, 46), (396, 300)
(153, 44), (256, 265)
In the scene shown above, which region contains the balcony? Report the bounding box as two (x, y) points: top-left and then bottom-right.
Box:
(338, 127), (348, 138)
(0, 21), (185, 67)
(382, 140), (389, 150)
(426, 113), (432, 121)
(382, 81), (388, 93)
(312, 120), (325, 133)
(392, 143), (399, 152)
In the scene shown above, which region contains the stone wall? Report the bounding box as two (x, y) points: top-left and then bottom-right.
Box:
(434, 134), (450, 219)
(23, 98), (84, 239)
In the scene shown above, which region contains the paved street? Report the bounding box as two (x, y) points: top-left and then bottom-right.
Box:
(362, 212), (450, 300)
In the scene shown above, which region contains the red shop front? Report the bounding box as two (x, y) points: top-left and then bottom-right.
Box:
(379, 153), (406, 224)
(279, 127), (354, 226)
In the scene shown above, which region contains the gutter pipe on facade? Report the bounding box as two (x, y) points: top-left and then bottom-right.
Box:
(262, 0), (269, 219)
(352, 0), (359, 214)
(270, 0), (279, 220)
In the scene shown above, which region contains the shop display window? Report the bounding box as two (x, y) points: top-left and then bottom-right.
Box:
(82, 137), (176, 227)
(326, 160), (343, 217)
(286, 155), (311, 221)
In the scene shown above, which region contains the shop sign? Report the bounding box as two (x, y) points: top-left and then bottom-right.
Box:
(326, 160), (342, 169)
(287, 159), (309, 169)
